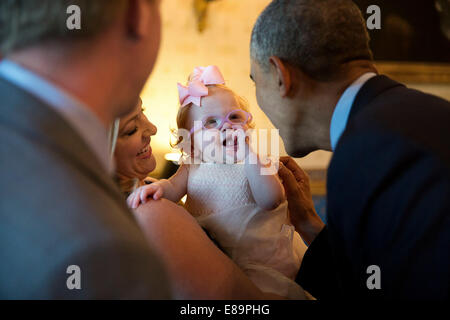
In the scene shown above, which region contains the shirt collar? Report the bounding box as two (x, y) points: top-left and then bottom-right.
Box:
(330, 72), (377, 150)
(0, 59), (114, 174)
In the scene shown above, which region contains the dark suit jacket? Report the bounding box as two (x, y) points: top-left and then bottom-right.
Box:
(0, 77), (171, 299)
(296, 75), (450, 300)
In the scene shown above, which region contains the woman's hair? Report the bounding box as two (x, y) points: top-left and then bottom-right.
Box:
(171, 84), (254, 153)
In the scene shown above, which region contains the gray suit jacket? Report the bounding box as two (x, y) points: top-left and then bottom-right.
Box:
(0, 77), (171, 299)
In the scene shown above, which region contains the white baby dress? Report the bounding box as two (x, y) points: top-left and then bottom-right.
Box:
(184, 162), (308, 299)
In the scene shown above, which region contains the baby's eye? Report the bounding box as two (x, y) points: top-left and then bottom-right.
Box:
(229, 114), (246, 123)
(204, 118), (220, 128)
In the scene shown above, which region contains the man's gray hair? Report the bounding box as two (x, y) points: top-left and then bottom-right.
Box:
(0, 0), (153, 55)
(251, 0), (373, 81)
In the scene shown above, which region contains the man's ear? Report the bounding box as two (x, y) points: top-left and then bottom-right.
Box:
(126, 0), (152, 40)
(269, 56), (292, 97)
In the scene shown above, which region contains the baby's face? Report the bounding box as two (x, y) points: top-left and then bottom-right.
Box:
(187, 87), (251, 163)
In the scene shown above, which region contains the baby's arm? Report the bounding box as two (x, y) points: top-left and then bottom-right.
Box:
(128, 164), (188, 208)
(245, 150), (286, 211)
(157, 164), (189, 202)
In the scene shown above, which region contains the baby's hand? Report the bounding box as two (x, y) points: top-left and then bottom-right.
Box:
(127, 183), (164, 209)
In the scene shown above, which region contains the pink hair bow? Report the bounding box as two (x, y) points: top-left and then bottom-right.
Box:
(177, 65), (225, 107)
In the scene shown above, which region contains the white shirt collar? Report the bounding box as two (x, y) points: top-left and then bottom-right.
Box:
(0, 59), (114, 174)
(330, 72), (377, 150)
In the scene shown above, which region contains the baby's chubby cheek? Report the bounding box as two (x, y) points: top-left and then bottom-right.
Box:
(191, 130), (220, 159)
(193, 125), (252, 162)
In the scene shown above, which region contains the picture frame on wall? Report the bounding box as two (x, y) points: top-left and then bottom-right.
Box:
(354, 0), (450, 83)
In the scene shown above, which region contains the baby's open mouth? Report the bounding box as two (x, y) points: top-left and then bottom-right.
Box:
(223, 135), (238, 147)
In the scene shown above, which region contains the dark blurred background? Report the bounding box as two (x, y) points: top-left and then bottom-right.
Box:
(353, 0), (450, 62)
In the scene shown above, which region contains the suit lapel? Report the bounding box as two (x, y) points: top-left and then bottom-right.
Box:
(348, 75), (404, 121)
(0, 77), (130, 215)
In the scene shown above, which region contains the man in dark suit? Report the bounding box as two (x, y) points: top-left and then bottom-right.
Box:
(250, 0), (450, 299)
(0, 0), (170, 299)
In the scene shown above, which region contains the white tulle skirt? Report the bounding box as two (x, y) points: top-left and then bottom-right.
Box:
(194, 201), (308, 299)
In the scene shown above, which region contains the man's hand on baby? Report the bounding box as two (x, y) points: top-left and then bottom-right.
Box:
(278, 157), (324, 245)
(127, 183), (164, 209)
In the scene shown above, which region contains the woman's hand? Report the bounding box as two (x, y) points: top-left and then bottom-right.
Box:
(278, 156), (325, 245)
(127, 183), (164, 209)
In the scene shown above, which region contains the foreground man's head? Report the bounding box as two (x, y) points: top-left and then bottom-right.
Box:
(0, 0), (162, 123)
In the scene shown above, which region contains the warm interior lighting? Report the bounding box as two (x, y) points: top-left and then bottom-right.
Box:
(165, 152), (182, 163)
(142, 0), (333, 177)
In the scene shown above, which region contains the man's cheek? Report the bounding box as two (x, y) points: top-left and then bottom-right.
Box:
(258, 96), (271, 115)
(255, 89), (265, 110)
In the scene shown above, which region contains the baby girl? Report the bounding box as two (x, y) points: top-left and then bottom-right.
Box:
(128, 66), (308, 299)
